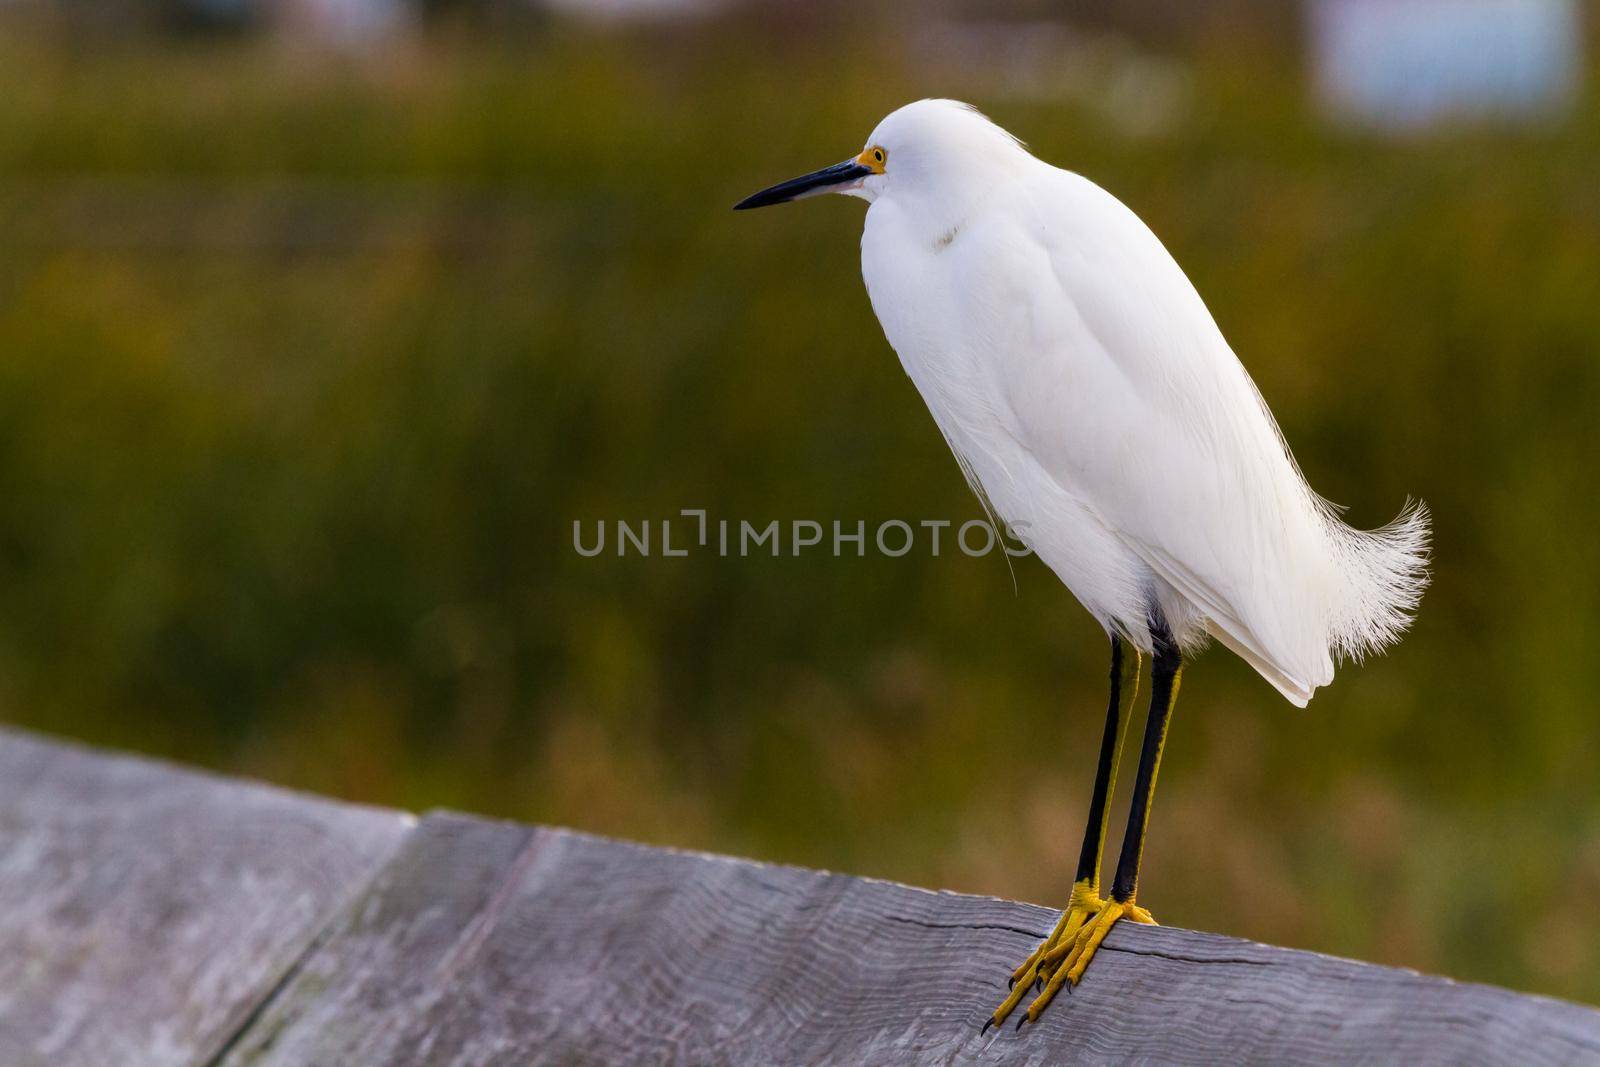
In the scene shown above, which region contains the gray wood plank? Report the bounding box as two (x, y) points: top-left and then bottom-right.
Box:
(219, 812), (1600, 1067)
(0, 728), (412, 1067)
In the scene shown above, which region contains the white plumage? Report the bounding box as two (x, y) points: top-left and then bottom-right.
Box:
(754, 99), (1429, 706)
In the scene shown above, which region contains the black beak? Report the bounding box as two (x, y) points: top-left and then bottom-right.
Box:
(734, 160), (872, 210)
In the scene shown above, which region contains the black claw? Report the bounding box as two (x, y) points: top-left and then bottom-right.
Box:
(1015, 1014), (1029, 1031)
(1007, 976), (1015, 990)
(980, 1018), (995, 1036)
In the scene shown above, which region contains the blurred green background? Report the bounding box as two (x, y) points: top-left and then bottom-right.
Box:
(2, 0), (1599, 1005)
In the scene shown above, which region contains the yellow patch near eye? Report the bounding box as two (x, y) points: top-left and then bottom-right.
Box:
(856, 145), (887, 174)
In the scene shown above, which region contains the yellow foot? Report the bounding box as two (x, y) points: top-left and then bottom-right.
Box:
(984, 880), (1104, 1032)
(1020, 897), (1156, 1024)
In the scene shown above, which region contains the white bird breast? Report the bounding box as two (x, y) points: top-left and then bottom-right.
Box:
(860, 174), (1166, 654)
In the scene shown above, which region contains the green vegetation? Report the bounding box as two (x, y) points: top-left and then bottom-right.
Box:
(2, 21), (1598, 1002)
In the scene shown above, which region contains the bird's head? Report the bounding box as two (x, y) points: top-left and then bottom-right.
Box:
(734, 99), (1029, 212)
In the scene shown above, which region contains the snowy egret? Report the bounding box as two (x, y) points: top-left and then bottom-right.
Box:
(735, 100), (1429, 1028)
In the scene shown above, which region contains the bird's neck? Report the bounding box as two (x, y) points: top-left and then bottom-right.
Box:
(890, 159), (1030, 250)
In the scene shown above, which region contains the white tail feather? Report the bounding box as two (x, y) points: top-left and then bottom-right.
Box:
(1322, 499), (1432, 662)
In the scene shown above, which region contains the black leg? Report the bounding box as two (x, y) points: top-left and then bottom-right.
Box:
(990, 633), (1143, 1024)
(1073, 635), (1138, 889)
(1002, 618), (1184, 1018)
(1110, 618), (1183, 905)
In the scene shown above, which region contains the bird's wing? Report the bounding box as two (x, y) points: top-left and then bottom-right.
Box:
(965, 168), (1338, 700)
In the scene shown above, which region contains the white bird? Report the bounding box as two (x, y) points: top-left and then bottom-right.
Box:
(736, 99), (1428, 1027)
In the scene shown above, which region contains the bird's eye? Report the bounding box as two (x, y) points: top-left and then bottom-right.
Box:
(856, 145), (887, 174)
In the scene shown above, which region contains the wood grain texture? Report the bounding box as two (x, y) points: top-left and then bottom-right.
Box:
(0, 728), (412, 1067)
(219, 812), (1600, 1067)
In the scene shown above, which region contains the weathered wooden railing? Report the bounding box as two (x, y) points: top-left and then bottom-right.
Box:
(2, 726), (1598, 1066)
